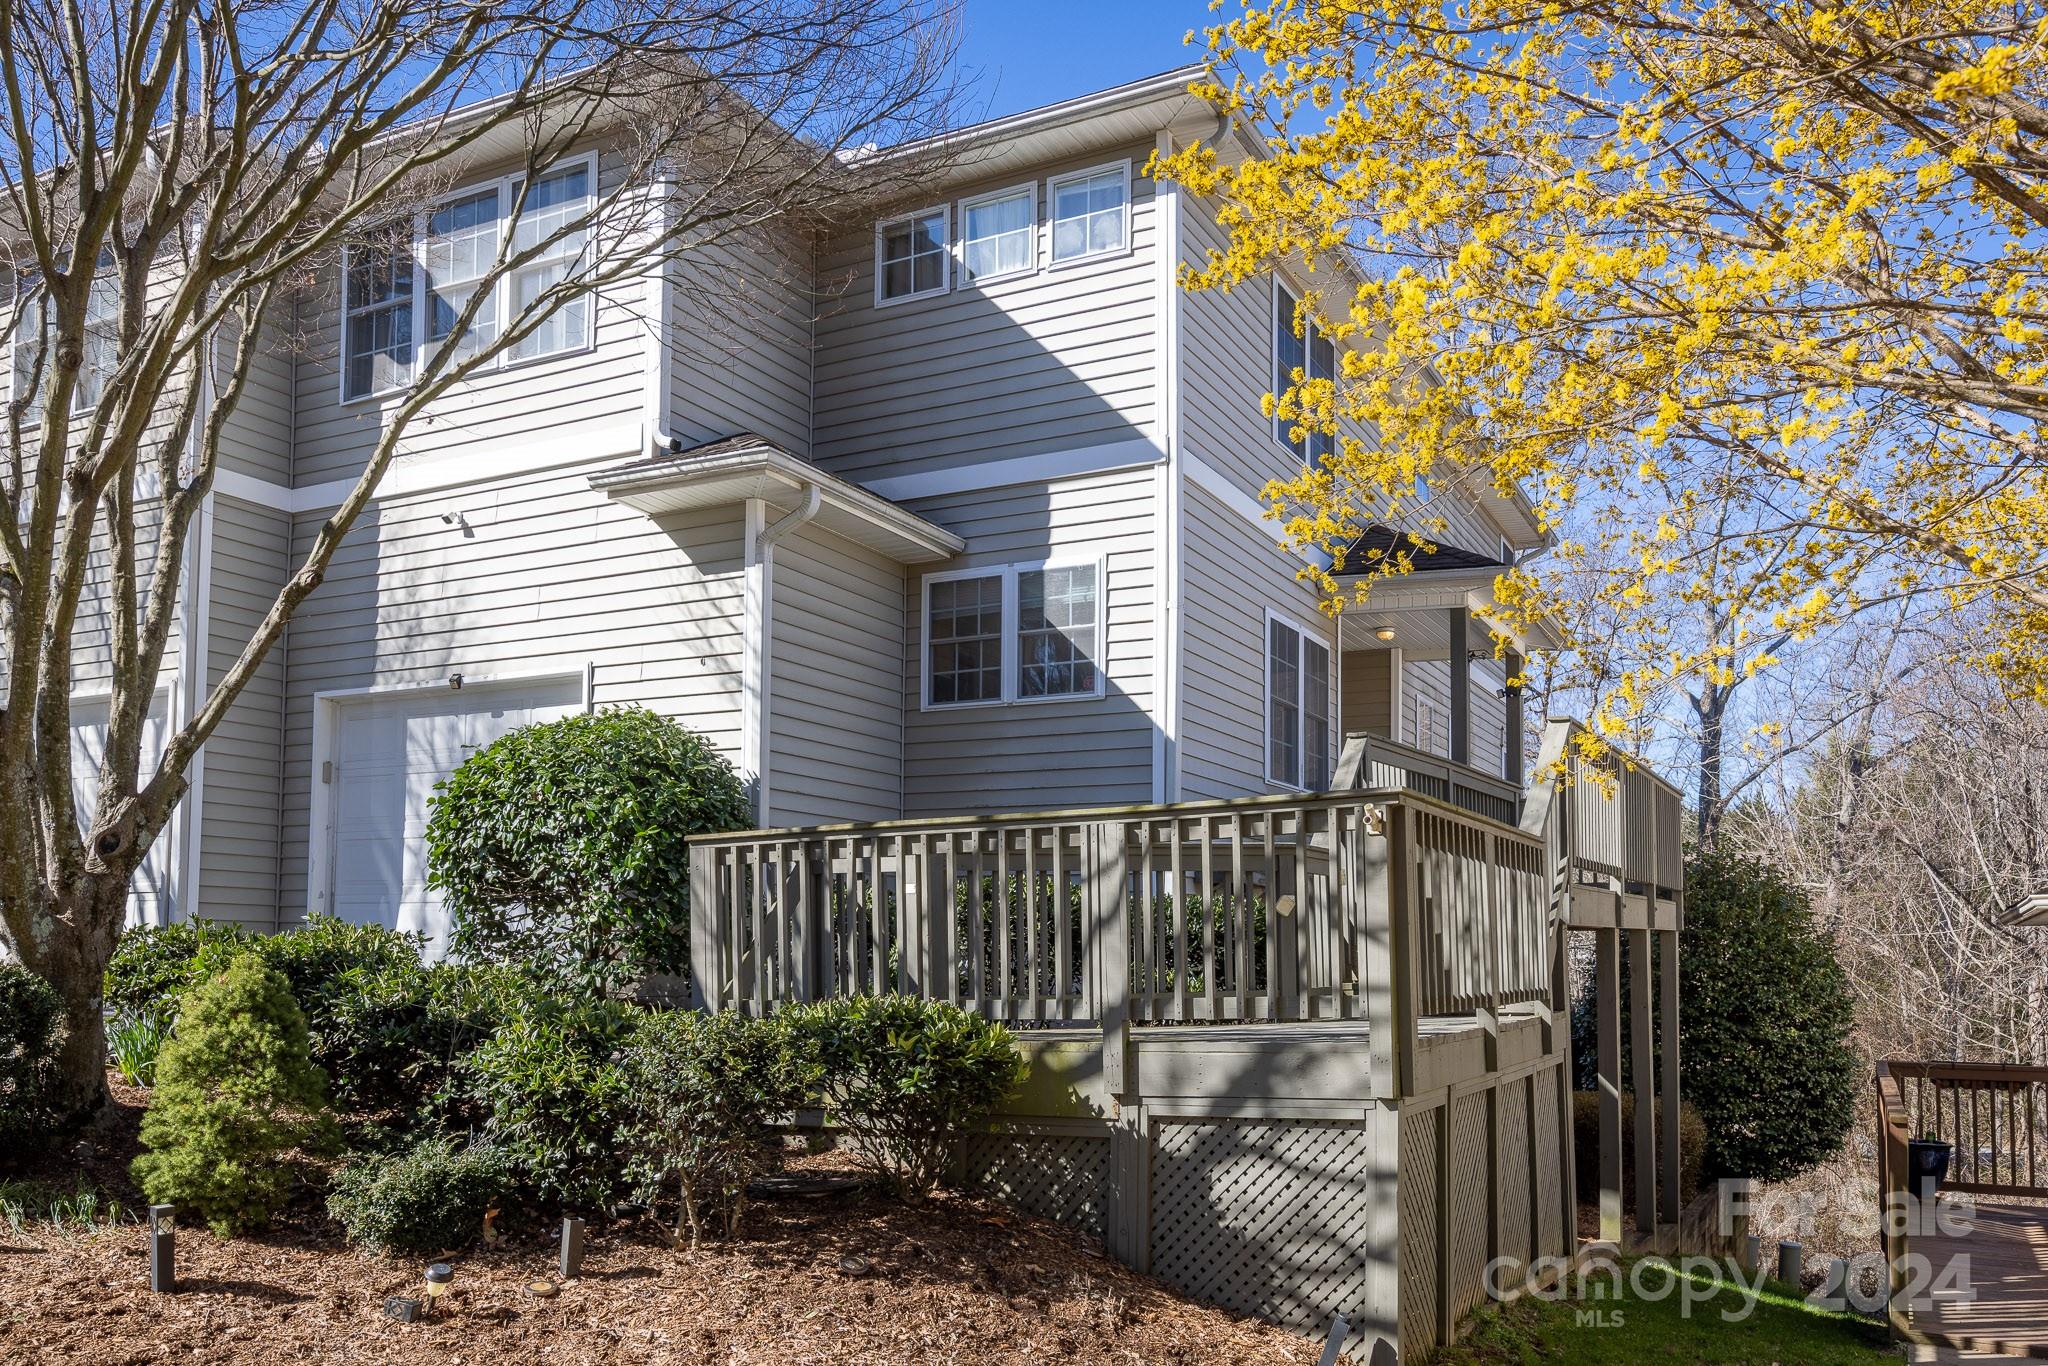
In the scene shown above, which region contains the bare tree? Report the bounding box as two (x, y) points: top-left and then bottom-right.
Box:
(0, 0), (962, 1118)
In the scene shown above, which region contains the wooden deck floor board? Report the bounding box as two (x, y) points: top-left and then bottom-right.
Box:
(1911, 1200), (2048, 1360)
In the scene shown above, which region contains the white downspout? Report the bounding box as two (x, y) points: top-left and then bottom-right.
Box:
(744, 484), (821, 824)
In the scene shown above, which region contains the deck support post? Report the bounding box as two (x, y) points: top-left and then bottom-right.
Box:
(1448, 607), (1471, 767)
(1658, 926), (1683, 1225)
(1595, 924), (1624, 1245)
(1629, 926), (1658, 1238)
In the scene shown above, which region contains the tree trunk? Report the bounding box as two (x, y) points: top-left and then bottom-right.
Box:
(1693, 682), (1726, 850)
(16, 878), (131, 1126)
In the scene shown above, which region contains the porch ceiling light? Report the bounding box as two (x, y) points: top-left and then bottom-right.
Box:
(1374, 627), (1397, 642)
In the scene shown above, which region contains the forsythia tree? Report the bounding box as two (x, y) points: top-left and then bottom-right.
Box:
(1153, 1), (2048, 731)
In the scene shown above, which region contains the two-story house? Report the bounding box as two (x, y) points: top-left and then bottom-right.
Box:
(65, 66), (1550, 949)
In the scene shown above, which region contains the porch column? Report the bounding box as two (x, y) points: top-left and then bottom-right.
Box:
(1504, 648), (1525, 787)
(1448, 606), (1471, 766)
(1596, 925), (1624, 1244)
(1630, 926), (1658, 1237)
(1659, 926), (1683, 1224)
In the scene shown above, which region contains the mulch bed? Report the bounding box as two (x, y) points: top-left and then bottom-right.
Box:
(1, 1077), (1316, 1365)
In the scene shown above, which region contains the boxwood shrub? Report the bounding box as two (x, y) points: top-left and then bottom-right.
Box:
(327, 1134), (510, 1255)
(783, 996), (1023, 1199)
(0, 966), (67, 1157)
(461, 997), (640, 1209)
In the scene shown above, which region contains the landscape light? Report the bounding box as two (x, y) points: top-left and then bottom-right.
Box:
(424, 1262), (453, 1308)
(147, 1205), (175, 1294)
(560, 1216), (586, 1279)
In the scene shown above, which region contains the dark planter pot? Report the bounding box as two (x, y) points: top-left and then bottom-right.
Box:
(1908, 1139), (1953, 1202)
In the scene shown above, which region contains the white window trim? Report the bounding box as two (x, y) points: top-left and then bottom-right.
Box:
(340, 151), (599, 406)
(1272, 276), (1338, 459)
(955, 181), (1038, 285)
(1045, 159), (1133, 270)
(872, 202), (952, 309)
(1263, 607), (1335, 792)
(919, 553), (1109, 711)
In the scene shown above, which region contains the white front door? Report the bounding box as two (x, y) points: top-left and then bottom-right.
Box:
(326, 679), (582, 957)
(69, 690), (172, 928)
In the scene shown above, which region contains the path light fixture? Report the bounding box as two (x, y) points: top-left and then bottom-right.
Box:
(560, 1216), (586, 1279)
(147, 1205), (175, 1293)
(423, 1262), (453, 1312)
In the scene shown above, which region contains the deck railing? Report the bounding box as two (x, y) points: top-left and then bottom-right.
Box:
(689, 789), (1552, 1097)
(1335, 732), (1521, 827)
(1524, 721), (1684, 895)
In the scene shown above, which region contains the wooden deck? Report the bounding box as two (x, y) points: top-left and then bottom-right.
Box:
(1911, 1200), (2048, 1359)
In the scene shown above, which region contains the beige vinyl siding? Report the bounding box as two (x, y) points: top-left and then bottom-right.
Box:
(1177, 479), (1337, 803)
(900, 467), (1157, 814)
(1340, 649), (1395, 738)
(197, 496), (291, 928)
(287, 148), (650, 488)
(275, 466), (748, 918)
(668, 230), (814, 456)
(811, 143), (1160, 484)
(1400, 656), (1509, 779)
(1177, 190), (1502, 559)
(765, 523), (904, 826)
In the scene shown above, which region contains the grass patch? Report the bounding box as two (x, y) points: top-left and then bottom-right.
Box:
(0, 1179), (134, 1237)
(1436, 1257), (1897, 1364)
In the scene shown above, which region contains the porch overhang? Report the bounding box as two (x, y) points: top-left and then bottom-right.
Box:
(1332, 568), (1562, 659)
(590, 435), (964, 565)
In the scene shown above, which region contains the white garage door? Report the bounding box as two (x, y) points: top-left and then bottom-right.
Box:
(70, 690), (172, 929)
(327, 679), (582, 957)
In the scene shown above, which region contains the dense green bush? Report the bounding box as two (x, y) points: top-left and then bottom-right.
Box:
(1572, 850), (1859, 1184)
(625, 1010), (813, 1245)
(784, 996), (1022, 1198)
(461, 997), (639, 1209)
(327, 1134), (510, 1254)
(1570, 1091), (1707, 1206)
(426, 707), (750, 994)
(132, 957), (338, 1233)
(0, 966), (67, 1156)
(103, 919), (245, 1016)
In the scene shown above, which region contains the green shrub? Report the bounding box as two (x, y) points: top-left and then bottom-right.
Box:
(1571, 850), (1859, 1184)
(784, 996), (1022, 1199)
(625, 1010), (814, 1245)
(327, 1134), (510, 1255)
(461, 997), (639, 1209)
(426, 707), (750, 994)
(1570, 1091), (1707, 1205)
(0, 966), (66, 1157)
(103, 920), (244, 1017)
(107, 1008), (173, 1088)
(131, 957), (338, 1234)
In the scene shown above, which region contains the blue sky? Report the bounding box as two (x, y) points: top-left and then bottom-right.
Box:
(952, 1), (1212, 120)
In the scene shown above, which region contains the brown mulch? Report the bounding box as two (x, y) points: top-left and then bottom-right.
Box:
(0, 1078), (1316, 1365)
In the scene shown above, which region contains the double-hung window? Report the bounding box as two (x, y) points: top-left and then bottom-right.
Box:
(875, 205), (949, 304)
(74, 272), (119, 413)
(924, 558), (1104, 708)
(960, 184), (1035, 283)
(1048, 162), (1128, 264)
(1275, 282), (1336, 462)
(1266, 612), (1333, 791)
(342, 156), (593, 401)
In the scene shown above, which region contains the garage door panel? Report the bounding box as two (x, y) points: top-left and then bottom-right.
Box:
(327, 679), (581, 958)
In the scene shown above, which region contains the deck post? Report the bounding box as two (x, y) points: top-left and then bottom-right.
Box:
(1089, 821), (1131, 1096)
(1361, 814), (1402, 1098)
(1448, 607), (1471, 767)
(1658, 926), (1682, 1225)
(1629, 926), (1657, 1237)
(1596, 923), (1624, 1244)
(1504, 648), (1525, 789)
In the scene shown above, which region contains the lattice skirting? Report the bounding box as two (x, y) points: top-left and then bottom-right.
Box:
(956, 1128), (1111, 1240)
(1147, 1116), (1385, 1353)
(1398, 1104), (1443, 1351)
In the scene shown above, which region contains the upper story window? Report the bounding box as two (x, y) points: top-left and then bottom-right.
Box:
(923, 557), (1105, 709)
(875, 204), (949, 305)
(1275, 282), (1336, 463)
(1267, 612), (1333, 791)
(342, 155), (594, 402)
(1048, 162), (1129, 265)
(11, 268), (118, 413)
(960, 184), (1035, 283)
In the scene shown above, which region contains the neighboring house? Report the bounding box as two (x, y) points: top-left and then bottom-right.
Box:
(48, 67), (1551, 950)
